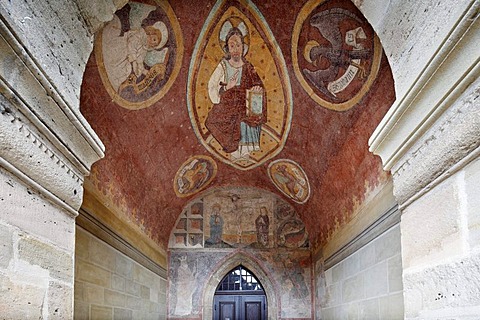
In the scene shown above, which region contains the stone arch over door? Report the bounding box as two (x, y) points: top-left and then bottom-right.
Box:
(202, 252), (278, 320)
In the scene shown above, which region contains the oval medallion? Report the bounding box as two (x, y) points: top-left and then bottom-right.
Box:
(292, 0), (381, 111)
(268, 159), (310, 204)
(187, 0), (293, 170)
(174, 155), (217, 198)
(95, 0), (183, 110)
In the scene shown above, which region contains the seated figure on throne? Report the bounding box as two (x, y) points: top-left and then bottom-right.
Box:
(206, 19), (267, 161)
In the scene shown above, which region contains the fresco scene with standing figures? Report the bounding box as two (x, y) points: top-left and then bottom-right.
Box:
(168, 187), (311, 318)
(169, 187), (309, 249)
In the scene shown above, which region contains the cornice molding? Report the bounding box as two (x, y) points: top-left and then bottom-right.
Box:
(391, 79), (480, 207)
(0, 17), (104, 173)
(77, 209), (167, 279)
(1, 92), (83, 214)
(81, 185), (168, 270)
(325, 205), (400, 270)
(369, 1), (479, 172)
(0, 16), (104, 212)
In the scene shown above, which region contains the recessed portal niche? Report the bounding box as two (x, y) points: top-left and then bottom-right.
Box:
(168, 188), (309, 318)
(214, 265), (267, 320)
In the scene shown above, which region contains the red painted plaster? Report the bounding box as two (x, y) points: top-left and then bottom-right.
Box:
(80, 0), (395, 249)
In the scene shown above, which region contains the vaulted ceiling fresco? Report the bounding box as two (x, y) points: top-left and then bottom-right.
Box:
(80, 0), (395, 250)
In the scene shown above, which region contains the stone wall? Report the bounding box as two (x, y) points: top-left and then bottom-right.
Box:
(401, 156), (480, 319)
(0, 167), (75, 319)
(355, 0), (474, 100)
(0, 0), (126, 111)
(74, 226), (167, 319)
(368, 0), (479, 316)
(0, 0), (105, 318)
(318, 224), (403, 319)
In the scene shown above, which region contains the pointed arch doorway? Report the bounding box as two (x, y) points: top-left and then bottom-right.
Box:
(202, 253), (278, 320)
(213, 265), (267, 320)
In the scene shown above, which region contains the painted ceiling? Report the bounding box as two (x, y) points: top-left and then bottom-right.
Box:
(80, 0), (395, 250)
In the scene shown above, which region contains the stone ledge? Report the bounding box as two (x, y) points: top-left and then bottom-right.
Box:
(325, 205), (400, 270)
(77, 207), (167, 279)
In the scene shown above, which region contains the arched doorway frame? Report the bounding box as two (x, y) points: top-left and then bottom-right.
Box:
(202, 251), (279, 320)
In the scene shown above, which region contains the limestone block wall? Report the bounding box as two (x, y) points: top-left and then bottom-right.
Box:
(401, 156), (480, 319)
(74, 226), (167, 320)
(367, 1), (479, 317)
(320, 225), (404, 319)
(1, 2), (104, 317)
(0, 167), (75, 319)
(370, 32), (479, 317)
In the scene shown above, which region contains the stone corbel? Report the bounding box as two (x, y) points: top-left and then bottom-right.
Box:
(0, 18), (104, 215)
(368, 1), (479, 207)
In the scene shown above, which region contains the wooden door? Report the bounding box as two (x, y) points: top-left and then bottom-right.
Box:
(214, 294), (266, 320)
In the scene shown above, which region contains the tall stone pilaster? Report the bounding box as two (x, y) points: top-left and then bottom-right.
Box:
(369, 1), (480, 318)
(0, 0), (111, 317)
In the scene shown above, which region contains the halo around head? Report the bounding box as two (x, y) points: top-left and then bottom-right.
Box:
(303, 40), (320, 64)
(151, 21), (168, 49)
(219, 17), (249, 56)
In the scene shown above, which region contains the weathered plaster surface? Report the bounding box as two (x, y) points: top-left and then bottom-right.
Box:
(169, 187), (308, 250)
(169, 249), (312, 319)
(168, 188), (311, 318)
